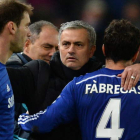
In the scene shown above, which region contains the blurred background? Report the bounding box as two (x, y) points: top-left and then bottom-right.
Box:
(20, 0), (140, 64)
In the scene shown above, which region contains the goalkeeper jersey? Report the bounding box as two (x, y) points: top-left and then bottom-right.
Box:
(19, 67), (140, 140)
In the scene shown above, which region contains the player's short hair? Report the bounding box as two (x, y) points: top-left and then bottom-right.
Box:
(104, 19), (140, 63)
(0, 0), (33, 34)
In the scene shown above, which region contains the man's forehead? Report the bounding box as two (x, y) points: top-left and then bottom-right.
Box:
(61, 28), (87, 33)
(60, 28), (89, 41)
(21, 12), (30, 24)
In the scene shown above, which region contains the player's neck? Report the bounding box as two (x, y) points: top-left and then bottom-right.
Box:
(0, 36), (11, 64)
(105, 59), (133, 70)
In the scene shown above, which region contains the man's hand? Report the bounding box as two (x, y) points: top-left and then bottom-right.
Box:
(26, 111), (29, 114)
(118, 64), (140, 90)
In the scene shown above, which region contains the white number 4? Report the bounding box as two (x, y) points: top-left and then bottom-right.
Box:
(96, 98), (124, 140)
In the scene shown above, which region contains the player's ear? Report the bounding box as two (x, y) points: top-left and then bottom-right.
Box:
(89, 45), (96, 58)
(7, 21), (17, 35)
(102, 44), (106, 56)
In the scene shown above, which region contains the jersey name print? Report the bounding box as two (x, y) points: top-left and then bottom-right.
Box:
(84, 79), (140, 95)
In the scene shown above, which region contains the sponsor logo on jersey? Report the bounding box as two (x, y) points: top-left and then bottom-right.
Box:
(8, 94), (14, 108)
(7, 84), (10, 92)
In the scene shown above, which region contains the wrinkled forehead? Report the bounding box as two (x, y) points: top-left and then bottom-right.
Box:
(60, 28), (89, 42)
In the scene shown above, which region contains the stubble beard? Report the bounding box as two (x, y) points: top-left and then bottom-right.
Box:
(10, 30), (24, 53)
(10, 39), (23, 53)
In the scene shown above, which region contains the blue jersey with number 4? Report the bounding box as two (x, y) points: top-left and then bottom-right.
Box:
(19, 68), (140, 140)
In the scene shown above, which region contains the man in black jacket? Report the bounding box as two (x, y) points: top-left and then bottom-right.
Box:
(7, 20), (140, 140)
(6, 20), (58, 140)
(7, 20), (102, 140)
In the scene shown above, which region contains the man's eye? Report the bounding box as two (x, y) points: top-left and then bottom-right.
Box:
(63, 43), (68, 46)
(41, 45), (49, 48)
(77, 44), (83, 47)
(77, 44), (82, 46)
(43, 46), (50, 49)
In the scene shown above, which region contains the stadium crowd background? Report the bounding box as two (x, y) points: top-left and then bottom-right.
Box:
(19, 0), (140, 64)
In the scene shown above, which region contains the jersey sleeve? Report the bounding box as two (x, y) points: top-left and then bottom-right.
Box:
(0, 66), (14, 139)
(18, 80), (77, 133)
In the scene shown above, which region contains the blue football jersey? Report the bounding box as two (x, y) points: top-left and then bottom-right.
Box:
(19, 68), (140, 140)
(0, 62), (14, 140)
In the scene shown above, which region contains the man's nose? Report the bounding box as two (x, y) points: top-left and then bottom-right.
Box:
(68, 44), (75, 53)
(27, 30), (31, 38)
(49, 47), (56, 57)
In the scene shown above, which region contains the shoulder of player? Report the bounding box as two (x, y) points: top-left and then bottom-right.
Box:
(73, 68), (103, 85)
